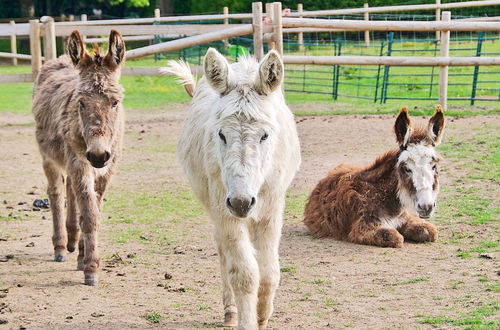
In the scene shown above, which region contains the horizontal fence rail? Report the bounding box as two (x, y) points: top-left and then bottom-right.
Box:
(282, 17), (500, 32)
(126, 24), (254, 59)
(284, 55), (500, 66)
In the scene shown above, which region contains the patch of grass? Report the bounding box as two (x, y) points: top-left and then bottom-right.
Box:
(197, 303), (212, 310)
(324, 298), (337, 307)
(486, 283), (500, 293)
(280, 266), (296, 275)
(420, 302), (499, 328)
(145, 311), (162, 324)
(1, 61), (499, 116)
(456, 241), (500, 259)
(104, 188), (203, 225)
(285, 192), (308, 223)
(449, 280), (465, 290)
(311, 279), (331, 285)
(392, 276), (429, 286)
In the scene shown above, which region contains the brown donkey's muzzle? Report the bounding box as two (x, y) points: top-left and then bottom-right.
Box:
(86, 150), (111, 168)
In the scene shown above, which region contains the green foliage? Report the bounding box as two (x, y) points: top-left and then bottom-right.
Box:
(145, 311), (162, 323)
(103, 0), (150, 7)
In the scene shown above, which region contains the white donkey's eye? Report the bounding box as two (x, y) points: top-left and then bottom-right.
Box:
(218, 131), (226, 144)
(260, 133), (268, 143)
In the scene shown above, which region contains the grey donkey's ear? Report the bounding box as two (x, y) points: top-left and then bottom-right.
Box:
(394, 107), (412, 147)
(104, 30), (125, 69)
(427, 104), (445, 145)
(67, 30), (90, 66)
(203, 48), (233, 95)
(255, 50), (284, 95)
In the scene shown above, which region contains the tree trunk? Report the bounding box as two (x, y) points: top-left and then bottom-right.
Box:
(20, 0), (35, 18)
(157, 0), (173, 15)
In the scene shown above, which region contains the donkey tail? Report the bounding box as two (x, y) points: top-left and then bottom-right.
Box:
(159, 60), (196, 97)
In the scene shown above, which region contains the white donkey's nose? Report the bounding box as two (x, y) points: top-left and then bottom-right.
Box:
(226, 194), (256, 218)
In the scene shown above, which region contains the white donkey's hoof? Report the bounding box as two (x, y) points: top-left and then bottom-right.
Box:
(224, 311), (238, 327)
(84, 273), (98, 286)
(54, 252), (66, 262)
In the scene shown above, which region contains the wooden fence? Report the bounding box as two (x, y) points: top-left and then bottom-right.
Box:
(1, 1), (500, 108)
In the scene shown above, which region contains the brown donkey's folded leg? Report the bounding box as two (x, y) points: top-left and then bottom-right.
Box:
(348, 218), (404, 248)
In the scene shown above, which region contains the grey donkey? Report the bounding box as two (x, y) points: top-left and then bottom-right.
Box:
(32, 30), (125, 286)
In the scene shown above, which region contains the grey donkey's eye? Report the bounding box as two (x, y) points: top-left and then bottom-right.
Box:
(79, 101), (85, 110)
(218, 131), (226, 144)
(260, 133), (268, 143)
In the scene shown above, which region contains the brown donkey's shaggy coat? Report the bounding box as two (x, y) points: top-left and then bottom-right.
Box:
(304, 106), (445, 248)
(32, 30), (125, 285)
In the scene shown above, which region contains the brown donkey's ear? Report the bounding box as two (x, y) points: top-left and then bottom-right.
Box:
(104, 30), (125, 69)
(68, 30), (90, 66)
(394, 107), (412, 147)
(427, 104), (445, 145)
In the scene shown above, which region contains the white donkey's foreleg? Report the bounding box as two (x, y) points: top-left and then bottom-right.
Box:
(217, 244), (237, 327)
(215, 221), (259, 330)
(253, 214), (283, 328)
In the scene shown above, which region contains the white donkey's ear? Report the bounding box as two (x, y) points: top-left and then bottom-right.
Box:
(427, 104), (445, 145)
(256, 50), (284, 95)
(204, 48), (232, 94)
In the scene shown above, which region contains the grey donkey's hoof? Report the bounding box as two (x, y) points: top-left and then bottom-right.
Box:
(224, 311), (238, 327)
(84, 273), (98, 286)
(54, 252), (66, 262)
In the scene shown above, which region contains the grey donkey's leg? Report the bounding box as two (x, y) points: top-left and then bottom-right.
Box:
(42, 159), (67, 262)
(66, 177), (80, 254)
(70, 168), (101, 286)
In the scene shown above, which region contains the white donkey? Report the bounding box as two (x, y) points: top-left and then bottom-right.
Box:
(163, 49), (301, 329)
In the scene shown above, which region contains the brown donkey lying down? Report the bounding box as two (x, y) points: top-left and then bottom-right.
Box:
(32, 30), (125, 285)
(304, 106), (445, 248)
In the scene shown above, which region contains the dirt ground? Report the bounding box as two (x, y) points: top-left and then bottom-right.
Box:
(0, 106), (498, 329)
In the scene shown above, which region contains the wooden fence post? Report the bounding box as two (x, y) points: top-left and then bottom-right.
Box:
(265, 3), (275, 50)
(81, 14), (87, 43)
(10, 21), (17, 66)
(41, 16), (57, 61)
(252, 2), (264, 60)
(435, 0), (441, 41)
(439, 11), (451, 110)
(223, 6), (229, 50)
(29, 19), (42, 79)
(273, 2), (283, 57)
(297, 3), (304, 51)
(364, 3), (370, 46)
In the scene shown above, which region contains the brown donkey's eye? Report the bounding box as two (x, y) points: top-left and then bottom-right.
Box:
(79, 101), (85, 109)
(112, 100), (119, 108)
(404, 166), (412, 174)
